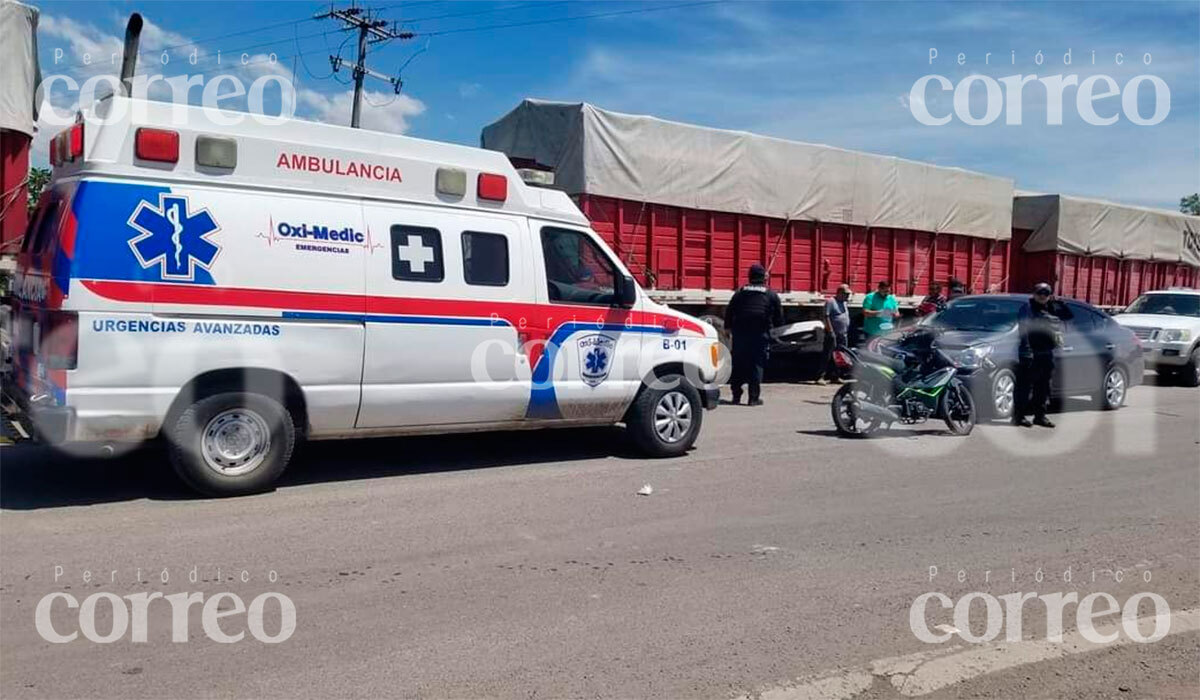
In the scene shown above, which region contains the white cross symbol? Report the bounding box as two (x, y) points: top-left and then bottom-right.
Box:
(396, 235), (436, 273)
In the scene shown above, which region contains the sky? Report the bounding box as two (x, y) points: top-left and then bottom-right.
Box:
(25, 0), (1200, 210)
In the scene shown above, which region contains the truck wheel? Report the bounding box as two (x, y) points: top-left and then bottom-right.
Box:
(1182, 348), (1200, 388)
(167, 392), (295, 496)
(625, 374), (703, 457)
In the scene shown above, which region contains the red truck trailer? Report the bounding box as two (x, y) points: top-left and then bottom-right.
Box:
(482, 100), (1015, 320)
(0, 0), (41, 257)
(1011, 194), (1200, 310)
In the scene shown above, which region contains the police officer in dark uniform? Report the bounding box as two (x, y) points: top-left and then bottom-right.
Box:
(725, 263), (783, 405)
(1013, 282), (1073, 428)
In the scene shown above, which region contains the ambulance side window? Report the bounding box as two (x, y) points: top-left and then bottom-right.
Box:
(461, 231), (509, 286)
(389, 225), (444, 282)
(540, 227), (616, 306)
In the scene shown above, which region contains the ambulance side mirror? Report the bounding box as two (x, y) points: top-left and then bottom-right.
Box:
(616, 274), (638, 308)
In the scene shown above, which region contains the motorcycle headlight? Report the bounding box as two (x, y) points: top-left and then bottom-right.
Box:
(955, 345), (993, 369)
(1160, 329), (1192, 343)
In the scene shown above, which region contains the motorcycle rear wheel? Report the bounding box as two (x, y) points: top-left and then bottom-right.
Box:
(940, 378), (976, 436)
(831, 383), (882, 438)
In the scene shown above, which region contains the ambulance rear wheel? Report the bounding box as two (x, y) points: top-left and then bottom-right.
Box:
(625, 374), (703, 457)
(167, 392), (295, 497)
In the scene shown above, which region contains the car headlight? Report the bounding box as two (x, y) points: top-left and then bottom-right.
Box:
(1160, 329), (1192, 343)
(955, 345), (993, 369)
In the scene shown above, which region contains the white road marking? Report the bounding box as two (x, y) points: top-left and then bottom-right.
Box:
(740, 608), (1199, 699)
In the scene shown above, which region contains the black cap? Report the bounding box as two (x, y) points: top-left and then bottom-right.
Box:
(1034, 282), (1053, 295)
(749, 263), (767, 283)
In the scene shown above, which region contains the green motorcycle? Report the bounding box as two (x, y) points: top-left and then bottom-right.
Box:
(830, 333), (976, 438)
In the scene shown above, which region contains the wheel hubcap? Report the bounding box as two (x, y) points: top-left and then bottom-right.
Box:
(653, 391), (693, 444)
(201, 409), (271, 476)
(1105, 370), (1125, 406)
(994, 373), (1014, 416)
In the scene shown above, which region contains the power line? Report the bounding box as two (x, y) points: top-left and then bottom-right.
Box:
(316, 4), (412, 127)
(136, 14), (320, 57)
(401, 1), (567, 25)
(416, 0), (722, 37)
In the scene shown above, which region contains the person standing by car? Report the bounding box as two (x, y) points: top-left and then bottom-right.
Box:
(725, 263), (783, 405)
(817, 284), (852, 384)
(862, 280), (898, 342)
(1013, 282), (1073, 428)
(947, 278), (967, 301)
(917, 283), (947, 317)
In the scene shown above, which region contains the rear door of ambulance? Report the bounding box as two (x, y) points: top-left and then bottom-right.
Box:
(11, 183), (77, 411)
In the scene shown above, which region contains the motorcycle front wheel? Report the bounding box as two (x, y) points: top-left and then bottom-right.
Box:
(941, 378), (976, 436)
(831, 383), (882, 438)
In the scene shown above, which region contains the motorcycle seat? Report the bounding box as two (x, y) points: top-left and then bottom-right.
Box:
(857, 349), (906, 372)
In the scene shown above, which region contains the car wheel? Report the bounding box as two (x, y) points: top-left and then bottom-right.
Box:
(989, 368), (1016, 420)
(625, 374), (703, 457)
(1181, 347), (1200, 388)
(167, 391), (295, 496)
(1096, 365), (1128, 411)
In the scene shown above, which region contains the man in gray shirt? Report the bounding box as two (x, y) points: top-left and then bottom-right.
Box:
(817, 284), (852, 384)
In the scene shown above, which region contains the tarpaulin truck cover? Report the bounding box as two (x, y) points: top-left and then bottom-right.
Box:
(0, 0), (40, 137)
(481, 99), (1014, 241)
(1013, 193), (1200, 267)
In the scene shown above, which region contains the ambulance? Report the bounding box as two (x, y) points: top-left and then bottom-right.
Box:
(7, 96), (723, 496)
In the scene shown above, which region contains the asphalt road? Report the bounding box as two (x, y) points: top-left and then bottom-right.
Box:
(1, 377), (1197, 699)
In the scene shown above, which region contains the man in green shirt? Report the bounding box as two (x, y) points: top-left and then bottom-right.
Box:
(862, 280), (899, 340)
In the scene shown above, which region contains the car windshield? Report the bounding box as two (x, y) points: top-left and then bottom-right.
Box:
(1123, 293), (1200, 317)
(928, 298), (1024, 332)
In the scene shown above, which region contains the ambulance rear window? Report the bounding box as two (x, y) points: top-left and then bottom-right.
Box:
(23, 192), (61, 255)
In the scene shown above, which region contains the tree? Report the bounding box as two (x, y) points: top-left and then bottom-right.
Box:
(26, 166), (51, 216)
(1181, 193), (1200, 216)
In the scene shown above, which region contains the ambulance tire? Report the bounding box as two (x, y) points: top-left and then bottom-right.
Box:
(167, 391), (295, 497)
(625, 374), (703, 458)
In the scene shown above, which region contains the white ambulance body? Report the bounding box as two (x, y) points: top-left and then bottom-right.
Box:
(9, 96), (722, 495)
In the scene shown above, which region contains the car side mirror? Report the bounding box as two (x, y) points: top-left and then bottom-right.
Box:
(616, 274), (637, 308)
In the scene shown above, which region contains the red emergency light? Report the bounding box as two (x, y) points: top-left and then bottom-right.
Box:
(135, 128), (180, 163)
(50, 123), (84, 166)
(477, 173), (507, 202)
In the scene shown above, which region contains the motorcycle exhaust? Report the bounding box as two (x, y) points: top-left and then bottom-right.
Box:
(853, 399), (900, 423)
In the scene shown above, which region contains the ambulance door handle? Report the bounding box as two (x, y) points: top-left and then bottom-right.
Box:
(517, 332), (530, 363)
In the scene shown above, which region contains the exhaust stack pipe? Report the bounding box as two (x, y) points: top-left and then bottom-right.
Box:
(119, 13), (143, 97)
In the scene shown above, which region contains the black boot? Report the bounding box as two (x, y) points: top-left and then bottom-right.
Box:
(1033, 415), (1055, 428)
(1012, 416), (1033, 427)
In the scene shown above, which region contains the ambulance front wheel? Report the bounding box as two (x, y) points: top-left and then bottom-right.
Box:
(167, 392), (296, 497)
(625, 374), (703, 457)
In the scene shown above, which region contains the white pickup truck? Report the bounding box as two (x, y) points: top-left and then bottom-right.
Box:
(1114, 289), (1200, 387)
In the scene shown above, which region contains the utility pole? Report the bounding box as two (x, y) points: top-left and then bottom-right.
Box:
(314, 3), (413, 128)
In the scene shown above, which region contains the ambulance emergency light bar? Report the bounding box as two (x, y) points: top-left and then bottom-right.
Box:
(436, 167), (509, 202)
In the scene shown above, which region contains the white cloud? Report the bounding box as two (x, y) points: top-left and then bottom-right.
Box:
(39, 15), (123, 70)
(458, 82), (482, 98)
(33, 12), (426, 133)
(297, 88), (426, 133)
